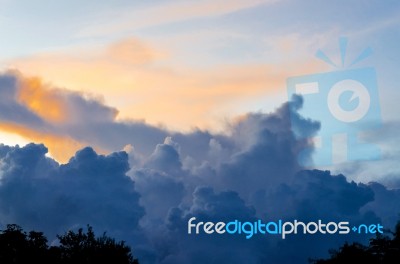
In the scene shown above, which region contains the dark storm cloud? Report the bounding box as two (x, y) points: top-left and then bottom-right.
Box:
(159, 187), (271, 264)
(0, 71), (399, 263)
(0, 143), (144, 241)
(361, 182), (400, 227)
(126, 95), (392, 263)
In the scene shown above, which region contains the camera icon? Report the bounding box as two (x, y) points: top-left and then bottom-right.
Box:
(287, 41), (381, 166)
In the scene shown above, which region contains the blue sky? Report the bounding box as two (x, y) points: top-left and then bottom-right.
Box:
(0, 1), (398, 131)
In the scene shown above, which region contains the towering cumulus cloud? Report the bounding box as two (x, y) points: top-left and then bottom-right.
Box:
(0, 71), (399, 263)
(0, 144), (144, 241)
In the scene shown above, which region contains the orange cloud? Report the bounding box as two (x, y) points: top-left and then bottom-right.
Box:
(16, 75), (67, 123)
(0, 71), (118, 162)
(0, 122), (84, 163)
(7, 37), (323, 132)
(106, 38), (167, 65)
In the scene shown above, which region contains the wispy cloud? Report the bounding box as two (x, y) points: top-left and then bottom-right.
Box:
(77, 0), (278, 38)
(7, 37), (322, 132)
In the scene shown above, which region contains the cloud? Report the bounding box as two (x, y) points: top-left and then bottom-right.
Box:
(160, 187), (268, 264)
(0, 71), (121, 161)
(17, 76), (67, 123)
(125, 95), (394, 263)
(77, 0), (278, 38)
(0, 72), (45, 127)
(361, 182), (400, 227)
(106, 38), (167, 65)
(124, 97), (384, 263)
(330, 121), (400, 185)
(7, 36), (312, 132)
(0, 143), (144, 242)
(158, 171), (379, 264)
(0, 67), (297, 162)
(145, 137), (183, 174)
(0, 71), (399, 263)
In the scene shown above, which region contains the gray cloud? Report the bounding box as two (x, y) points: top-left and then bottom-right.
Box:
(0, 143), (144, 242)
(0, 73), (45, 127)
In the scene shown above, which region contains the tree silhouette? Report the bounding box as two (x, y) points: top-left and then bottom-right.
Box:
(0, 224), (51, 263)
(57, 226), (138, 264)
(311, 222), (400, 264)
(0, 224), (139, 264)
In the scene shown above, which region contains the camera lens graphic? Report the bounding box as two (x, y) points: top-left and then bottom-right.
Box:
(327, 79), (371, 123)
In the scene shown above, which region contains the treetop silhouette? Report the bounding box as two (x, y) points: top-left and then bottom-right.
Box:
(0, 224), (139, 264)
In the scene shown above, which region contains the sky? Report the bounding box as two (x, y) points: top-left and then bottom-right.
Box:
(0, 1), (399, 263)
(0, 0), (398, 136)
